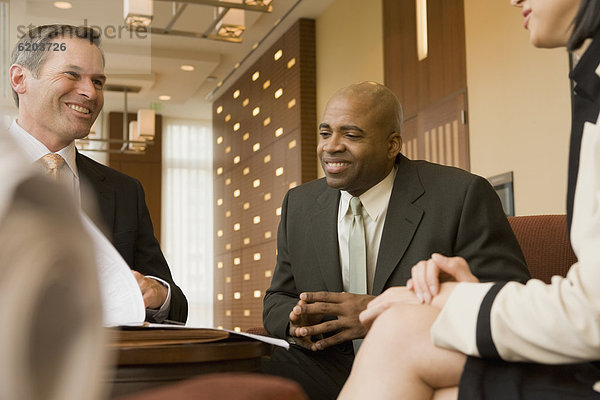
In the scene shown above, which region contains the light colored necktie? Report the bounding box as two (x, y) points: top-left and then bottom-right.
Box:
(348, 197), (367, 354)
(40, 153), (65, 181)
(349, 197), (367, 294)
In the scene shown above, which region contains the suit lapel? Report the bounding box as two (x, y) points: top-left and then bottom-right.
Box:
(372, 156), (425, 294)
(76, 152), (115, 238)
(308, 186), (344, 292)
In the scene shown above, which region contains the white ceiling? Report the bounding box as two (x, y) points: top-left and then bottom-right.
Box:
(10, 0), (334, 120)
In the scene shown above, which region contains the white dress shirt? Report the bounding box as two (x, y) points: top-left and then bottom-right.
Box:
(338, 167), (397, 294)
(8, 120), (171, 321)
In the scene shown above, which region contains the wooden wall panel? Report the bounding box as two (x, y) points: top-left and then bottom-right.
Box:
(383, 0), (469, 171)
(213, 19), (316, 331)
(108, 112), (163, 241)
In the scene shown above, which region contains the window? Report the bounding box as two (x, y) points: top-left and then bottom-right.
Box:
(162, 118), (213, 326)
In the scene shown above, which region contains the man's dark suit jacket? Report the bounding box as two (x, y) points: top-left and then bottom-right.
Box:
(76, 152), (188, 323)
(264, 154), (530, 340)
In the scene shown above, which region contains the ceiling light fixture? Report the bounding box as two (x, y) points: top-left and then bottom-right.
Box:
(124, 0), (153, 28)
(206, 0), (302, 100)
(159, 95), (171, 101)
(180, 65), (195, 71)
(53, 1), (73, 9)
(76, 86), (155, 154)
(216, 0), (245, 40)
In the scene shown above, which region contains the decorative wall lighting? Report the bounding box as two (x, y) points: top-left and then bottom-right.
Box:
(416, 0), (429, 61)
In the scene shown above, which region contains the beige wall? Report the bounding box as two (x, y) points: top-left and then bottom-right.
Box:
(314, 0), (571, 215)
(464, 0), (571, 215)
(315, 0), (384, 177)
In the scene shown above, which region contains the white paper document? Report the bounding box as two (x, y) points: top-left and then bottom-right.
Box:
(140, 323), (290, 349)
(80, 213), (146, 326)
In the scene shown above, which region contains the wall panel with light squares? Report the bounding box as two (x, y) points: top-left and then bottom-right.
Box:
(212, 19), (317, 332)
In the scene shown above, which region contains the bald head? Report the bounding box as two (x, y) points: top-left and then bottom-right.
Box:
(329, 81), (403, 136)
(318, 82), (403, 196)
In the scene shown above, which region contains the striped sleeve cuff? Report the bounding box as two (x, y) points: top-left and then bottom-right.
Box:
(476, 282), (507, 359)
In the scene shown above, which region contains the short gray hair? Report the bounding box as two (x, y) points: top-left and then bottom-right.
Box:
(10, 24), (104, 107)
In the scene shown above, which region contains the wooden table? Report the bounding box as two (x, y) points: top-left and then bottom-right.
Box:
(107, 335), (273, 398)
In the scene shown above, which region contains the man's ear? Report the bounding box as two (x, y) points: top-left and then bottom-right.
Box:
(9, 64), (27, 96)
(388, 132), (402, 159)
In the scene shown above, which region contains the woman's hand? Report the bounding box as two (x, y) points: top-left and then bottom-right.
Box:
(407, 253), (479, 304)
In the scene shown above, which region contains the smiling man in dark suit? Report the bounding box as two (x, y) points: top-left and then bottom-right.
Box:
(8, 24), (187, 323)
(262, 81), (529, 399)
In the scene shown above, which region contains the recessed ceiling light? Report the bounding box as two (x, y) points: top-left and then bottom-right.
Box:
(180, 65), (195, 71)
(54, 1), (72, 9)
(159, 95), (171, 101)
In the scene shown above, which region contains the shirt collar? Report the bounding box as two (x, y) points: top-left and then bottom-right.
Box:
(9, 119), (79, 178)
(339, 166), (397, 222)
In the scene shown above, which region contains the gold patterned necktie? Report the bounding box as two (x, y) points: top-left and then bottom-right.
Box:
(40, 153), (65, 181)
